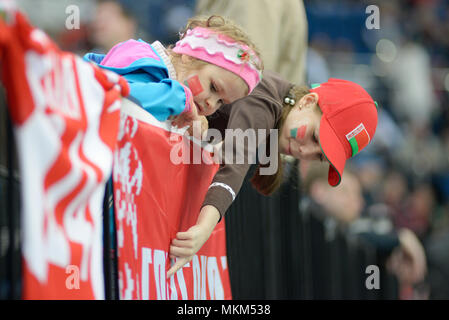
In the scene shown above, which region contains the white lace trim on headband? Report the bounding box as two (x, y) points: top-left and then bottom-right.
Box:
(175, 34), (261, 75)
(209, 182), (236, 202)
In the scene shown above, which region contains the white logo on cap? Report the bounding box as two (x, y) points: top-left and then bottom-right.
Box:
(345, 123), (370, 142)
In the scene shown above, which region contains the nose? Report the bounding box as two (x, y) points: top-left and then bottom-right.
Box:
(205, 96), (220, 114)
(297, 143), (322, 161)
(205, 98), (213, 111)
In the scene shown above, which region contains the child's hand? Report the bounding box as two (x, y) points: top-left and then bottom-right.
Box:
(167, 224), (212, 278)
(166, 205), (220, 278)
(171, 92), (200, 129)
(171, 102), (199, 129)
(386, 228), (427, 285)
(186, 115), (209, 140)
(172, 108), (209, 141)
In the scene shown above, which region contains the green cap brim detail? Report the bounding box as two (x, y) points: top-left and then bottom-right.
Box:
(348, 137), (359, 157)
(319, 144), (342, 187)
(374, 101), (379, 109)
(311, 83), (321, 89)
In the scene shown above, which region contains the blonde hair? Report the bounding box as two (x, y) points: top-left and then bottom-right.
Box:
(250, 85), (311, 196)
(168, 15), (263, 92)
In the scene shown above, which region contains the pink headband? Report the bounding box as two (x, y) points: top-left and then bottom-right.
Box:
(173, 27), (262, 94)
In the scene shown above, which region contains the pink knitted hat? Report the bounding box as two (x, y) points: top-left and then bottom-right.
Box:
(173, 27), (263, 94)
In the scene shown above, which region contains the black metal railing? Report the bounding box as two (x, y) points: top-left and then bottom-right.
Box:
(225, 162), (398, 300)
(0, 85), (21, 300)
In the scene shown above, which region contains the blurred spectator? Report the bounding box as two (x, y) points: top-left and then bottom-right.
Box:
(423, 228), (449, 299)
(395, 125), (447, 180)
(351, 155), (386, 208)
(303, 163), (363, 224)
(15, 0), (95, 36)
(195, 0), (308, 85)
(366, 109), (404, 155)
(302, 162), (427, 298)
(386, 40), (438, 128)
(306, 34), (331, 84)
(392, 182), (436, 238)
(15, 0), (96, 53)
(144, 0), (195, 45)
(303, 0), (449, 300)
(386, 228), (428, 299)
(88, 0), (138, 53)
(381, 169), (409, 219)
(361, 1), (403, 52)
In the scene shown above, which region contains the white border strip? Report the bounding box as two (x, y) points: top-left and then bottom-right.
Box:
(120, 98), (215, 153)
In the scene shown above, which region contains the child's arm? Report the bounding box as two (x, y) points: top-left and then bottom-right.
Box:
(170, 91), (199, 129)
(127, 79), (194, 121)
(166, 205), (220, 278)
(85, 39), (196, 122)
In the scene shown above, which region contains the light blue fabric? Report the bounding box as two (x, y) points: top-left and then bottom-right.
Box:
(84, 40), (188, 121)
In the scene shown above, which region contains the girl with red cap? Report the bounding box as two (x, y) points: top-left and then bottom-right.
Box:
(168, 71), (379, 277)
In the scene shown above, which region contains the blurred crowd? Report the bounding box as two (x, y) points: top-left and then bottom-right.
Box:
(13, 0), (449, 299)
(303, 0), (449, 299)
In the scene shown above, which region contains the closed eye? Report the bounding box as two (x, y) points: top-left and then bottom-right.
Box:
(211, 81), (224, 107)
(210, 81), (218, 93)
(313, 133), (324, 162)
(313, 132), (319, 144)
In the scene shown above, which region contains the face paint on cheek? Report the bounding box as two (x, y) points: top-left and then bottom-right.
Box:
(290, 125), (307, 140)
(184, 75), (203, 96)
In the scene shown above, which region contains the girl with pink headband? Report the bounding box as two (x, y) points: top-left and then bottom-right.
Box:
(84, 15), (263, 129)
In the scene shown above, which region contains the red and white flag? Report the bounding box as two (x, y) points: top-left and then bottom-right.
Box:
(0, 7), (129, 299)
(114, 100), (232, 300)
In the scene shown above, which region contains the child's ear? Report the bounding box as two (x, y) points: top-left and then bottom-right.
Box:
(300, 93), (319, 109)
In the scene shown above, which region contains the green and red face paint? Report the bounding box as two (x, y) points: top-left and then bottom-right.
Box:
(290, 125), (307, 140)
(184, 75), (203, 96)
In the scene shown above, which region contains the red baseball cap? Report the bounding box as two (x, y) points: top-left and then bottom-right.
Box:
(310, 79), (378, 186)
